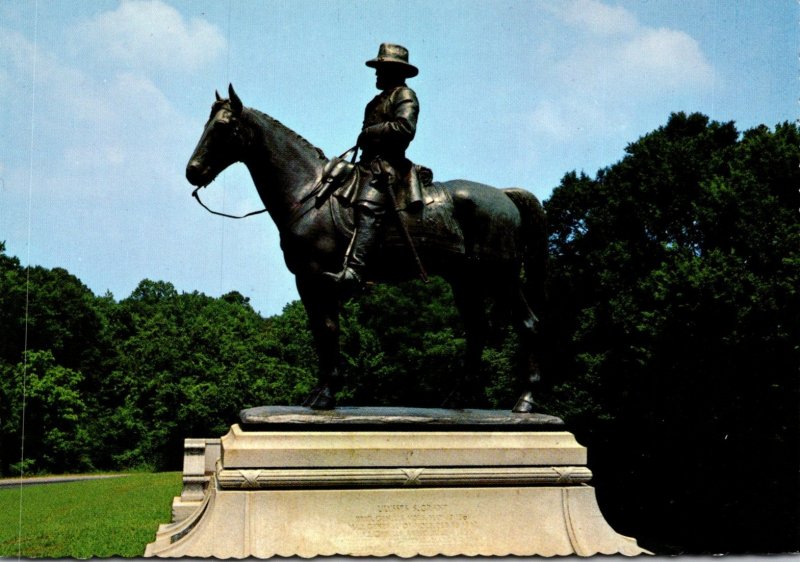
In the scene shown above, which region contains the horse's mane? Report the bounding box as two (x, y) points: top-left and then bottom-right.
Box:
(210, 98), (327, 162)
(248, 106), (328, 161)
(269, 112), (327, 160)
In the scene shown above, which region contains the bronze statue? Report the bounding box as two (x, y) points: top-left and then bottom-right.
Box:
(325, 43), (422, 291)
(186, 57), (546, 413)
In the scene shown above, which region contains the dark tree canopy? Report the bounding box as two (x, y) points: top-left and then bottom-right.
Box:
(542, 113), (799, 554)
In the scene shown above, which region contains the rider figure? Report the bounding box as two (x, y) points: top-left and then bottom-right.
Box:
(325, 43), (420, 290)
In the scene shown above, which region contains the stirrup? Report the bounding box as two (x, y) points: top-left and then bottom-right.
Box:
(323, 266), (363, 292)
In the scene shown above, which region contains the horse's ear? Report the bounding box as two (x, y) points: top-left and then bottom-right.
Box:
(215, 90), (222, 102)
(228, 84), (243, 115)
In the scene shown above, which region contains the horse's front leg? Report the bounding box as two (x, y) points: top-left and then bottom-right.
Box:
(296, 274), (340, 410)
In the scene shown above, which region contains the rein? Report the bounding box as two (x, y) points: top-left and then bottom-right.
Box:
(191, 146), (358, 223)
(192, 185), (268, 219)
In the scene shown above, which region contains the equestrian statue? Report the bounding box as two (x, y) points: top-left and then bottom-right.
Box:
(185, 44), (547, 413)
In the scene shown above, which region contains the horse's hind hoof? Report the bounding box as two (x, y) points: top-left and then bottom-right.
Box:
(512, 391), (536, 413)
(440, 389), (467, 410)
(302, 386), (336, 410)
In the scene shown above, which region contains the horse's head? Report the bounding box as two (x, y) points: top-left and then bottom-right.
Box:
(186, 84), (247, 187)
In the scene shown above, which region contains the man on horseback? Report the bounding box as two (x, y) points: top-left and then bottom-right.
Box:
(325, 43), (422, 290)
(187, 80), (548, 413)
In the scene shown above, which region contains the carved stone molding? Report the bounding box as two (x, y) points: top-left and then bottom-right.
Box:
(216, 465), (593, 489)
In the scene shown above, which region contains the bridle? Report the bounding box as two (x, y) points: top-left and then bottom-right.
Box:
(191, 146), (358, 225)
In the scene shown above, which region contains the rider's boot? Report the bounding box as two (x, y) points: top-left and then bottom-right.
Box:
(324, 203), (384, 293)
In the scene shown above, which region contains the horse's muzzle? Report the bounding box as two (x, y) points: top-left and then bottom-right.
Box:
(186, 160), (206, 186)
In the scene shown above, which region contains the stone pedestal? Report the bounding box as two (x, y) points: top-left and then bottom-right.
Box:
(145, 407), (650, 557)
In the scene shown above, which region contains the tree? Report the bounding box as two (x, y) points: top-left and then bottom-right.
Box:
(336, 278), (465, 407)
(97, 282), (316, 470)
(543, 113), (799, 553)
(0, 351), (92, 474)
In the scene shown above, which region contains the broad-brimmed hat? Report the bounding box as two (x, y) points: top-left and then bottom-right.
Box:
(365, 43), (418, 78)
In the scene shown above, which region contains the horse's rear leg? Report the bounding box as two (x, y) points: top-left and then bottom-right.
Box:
(511, 289), (542, 413)
(444, 280), (489, 409)
(296, 275), (340, 410)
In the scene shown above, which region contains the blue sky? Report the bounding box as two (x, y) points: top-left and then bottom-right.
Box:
(0, 0), (796, 316)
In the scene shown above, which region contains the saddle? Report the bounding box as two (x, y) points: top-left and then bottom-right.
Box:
(316, 155), (464, 256)
(316, 154), (434, 211)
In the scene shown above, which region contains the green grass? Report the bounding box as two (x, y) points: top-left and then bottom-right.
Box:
(0, 472), (182, 558)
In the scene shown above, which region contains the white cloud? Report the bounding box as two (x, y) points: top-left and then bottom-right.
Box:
(527, 100), (573, 141)
(60, 71), (185, 171)
(526, 96), (629, 147)
(3, 1), (227, 182)
(0, 25), (188, 179)
(550, 2), (714, 94)
(554, 28), (714, 98)
(620, 27), (715, 90)
(0, 8), (235, 308)
(545, 0), (639, 36)
(0, 27), (80, 94)
(1, 2), (229, 217)
(529, 0), (716, 140)
(72, 0), (226, 74)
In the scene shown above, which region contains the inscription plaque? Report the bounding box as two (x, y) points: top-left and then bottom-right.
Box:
(349, 502), (475, 547)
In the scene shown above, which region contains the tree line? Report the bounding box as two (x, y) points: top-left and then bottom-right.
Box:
(0, 113), (797, 553)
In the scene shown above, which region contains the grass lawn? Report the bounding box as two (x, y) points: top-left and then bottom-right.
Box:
(0, 472), (182, 558)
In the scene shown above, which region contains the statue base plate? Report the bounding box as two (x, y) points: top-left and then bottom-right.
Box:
(144, 407), (650, 557)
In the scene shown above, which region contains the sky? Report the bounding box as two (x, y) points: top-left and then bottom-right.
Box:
(0, 0), (796, 317)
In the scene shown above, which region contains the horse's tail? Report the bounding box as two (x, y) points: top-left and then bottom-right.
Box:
(502, 188), (548, 314)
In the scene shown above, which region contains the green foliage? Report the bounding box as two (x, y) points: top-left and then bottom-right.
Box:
(1, 351), (92, 475)
(0, 261), (318, 474)
(543, 113), (799, 553)
(0, 260), (107, 374)
(100, 282), (314, 470)
(337, 278), (464, 407)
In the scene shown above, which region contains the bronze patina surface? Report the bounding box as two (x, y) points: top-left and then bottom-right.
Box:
(186, 52), (547, 413)
(239, 405), (564, 431)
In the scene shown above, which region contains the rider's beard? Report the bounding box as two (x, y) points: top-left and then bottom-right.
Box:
(376, 71), (405, 90)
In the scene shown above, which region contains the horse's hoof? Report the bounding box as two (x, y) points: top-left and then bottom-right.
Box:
(300, 387), (319, 408)
(512, 391), (536, 413)
(303, 386), (336, 410)
(441, 390), (467, 410)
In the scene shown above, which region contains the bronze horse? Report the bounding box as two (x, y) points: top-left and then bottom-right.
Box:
(186, 85), (547, 412)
